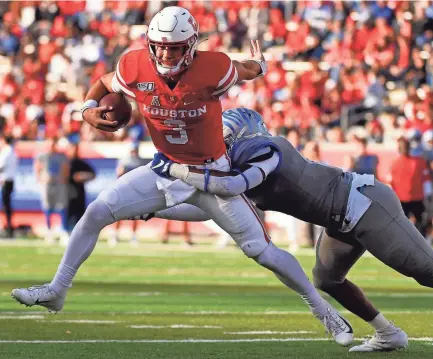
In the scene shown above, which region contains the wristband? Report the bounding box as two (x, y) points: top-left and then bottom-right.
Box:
(80, 99), (98, 115)
(250, 59), (268, 78)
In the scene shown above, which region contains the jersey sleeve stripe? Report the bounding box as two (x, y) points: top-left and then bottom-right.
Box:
(216, 61), (234, 88)
(215, 62), (237, 90)
(114, 74), (136, 98)
(114, 61), (136, 98)
(212, 70), (238, 97)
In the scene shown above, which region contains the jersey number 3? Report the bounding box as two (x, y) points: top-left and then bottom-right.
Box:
(164, 119), (188, 145)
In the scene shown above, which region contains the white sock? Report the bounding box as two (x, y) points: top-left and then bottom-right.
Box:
(369, 313), (391, 331)
(50, 201), (113, 297)
(256, 243), (326, 311)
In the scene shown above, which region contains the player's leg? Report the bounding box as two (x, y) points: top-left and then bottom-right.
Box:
(355, 181), (433, 287)
(314, 230), (408, 353)
(411, 200), (426, 236)
(57, 184), (70, 246)
(186, 192), (353, 346)
(109, 221), (121, 247)
(312, 228), (405, 350)
(347, 181), (425, 351)
(42, 185), (55, 244)
(11, 166), (170, 312)
(2, 181), (13, 237)
(313, 229), (376, 320)
(130, 220), (139, 246)
(182, 222), (193, 246)
(154, 204), (211, 221)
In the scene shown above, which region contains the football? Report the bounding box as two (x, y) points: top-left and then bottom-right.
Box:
(99, 93), (132, 130)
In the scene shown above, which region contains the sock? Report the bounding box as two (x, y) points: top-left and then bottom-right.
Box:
(318, 279), (379, 322)
(50, 201), (114, 297)
(59, 208), (69, 232)
(44, 209), (53, 229)
(256, 243), (326, 311)
(369, 313), (391, 331)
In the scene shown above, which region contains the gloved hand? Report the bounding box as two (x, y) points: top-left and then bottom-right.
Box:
(151, 152), (174, 178)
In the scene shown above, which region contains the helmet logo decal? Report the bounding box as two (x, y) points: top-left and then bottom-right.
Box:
(188, 16), (198, 31)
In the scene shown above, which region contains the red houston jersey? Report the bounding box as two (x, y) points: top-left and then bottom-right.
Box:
(114, 48), (238, 164)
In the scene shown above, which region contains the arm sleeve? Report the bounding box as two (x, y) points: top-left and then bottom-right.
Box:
(169, 150), (280, 197)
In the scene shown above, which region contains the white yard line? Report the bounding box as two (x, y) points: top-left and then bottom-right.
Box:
(44, 320), (119, 324)
(130, 325), (222, 329)
(0, 315), (44, 319)
(0, 337), (432, 344)
(224, 331), (316, 335)
(1, 310), (433, 316)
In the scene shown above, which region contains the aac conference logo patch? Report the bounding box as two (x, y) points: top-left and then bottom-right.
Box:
(137, 82), (155, 92)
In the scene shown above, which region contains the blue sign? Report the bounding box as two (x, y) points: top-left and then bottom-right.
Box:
(6, 158), (128, 211)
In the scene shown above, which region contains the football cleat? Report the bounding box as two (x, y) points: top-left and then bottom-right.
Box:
(314, 306), (354, 346)
(11, 284), (65, 313)
(349, 326), (408, 352)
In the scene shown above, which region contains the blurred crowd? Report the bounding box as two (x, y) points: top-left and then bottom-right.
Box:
(1, 1), (433, 145)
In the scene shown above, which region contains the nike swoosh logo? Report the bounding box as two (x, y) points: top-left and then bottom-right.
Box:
(339, 315), (354, 333)
(35, 298), (51, 305)
(184, 101), (195, 105)
(151, 160), (165, 170)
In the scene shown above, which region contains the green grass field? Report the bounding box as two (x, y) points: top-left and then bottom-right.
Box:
(0, 239), (432, 358)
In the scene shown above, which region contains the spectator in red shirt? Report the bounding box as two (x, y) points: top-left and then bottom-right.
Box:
(0, 74), (18, 104)
(298, 58), (328, 104)
(389, 137), (432, 235)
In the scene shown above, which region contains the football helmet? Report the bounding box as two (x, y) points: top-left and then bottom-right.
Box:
(222, 108), (270, 146)
(147, 6), (199, 77)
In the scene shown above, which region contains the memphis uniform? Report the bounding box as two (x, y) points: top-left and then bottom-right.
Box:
(158, 108), (433, 294)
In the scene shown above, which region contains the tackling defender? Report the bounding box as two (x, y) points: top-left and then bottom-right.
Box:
(11, 7), (353, 345)
(145, 107), (433, 352)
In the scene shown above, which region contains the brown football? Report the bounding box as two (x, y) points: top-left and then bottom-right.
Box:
(99, 93), (132, 130)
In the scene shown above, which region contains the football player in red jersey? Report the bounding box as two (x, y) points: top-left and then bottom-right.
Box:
(11, 7), (353, 345)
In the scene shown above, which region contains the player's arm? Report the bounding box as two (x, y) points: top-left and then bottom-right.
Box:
(213, 41), (266, 97)
(233, 40), (267, 83)
(170, 148), (280, 197)
(80, 71), (121, 132)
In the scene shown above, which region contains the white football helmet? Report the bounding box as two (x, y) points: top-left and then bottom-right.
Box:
(147, 6), (199, 77)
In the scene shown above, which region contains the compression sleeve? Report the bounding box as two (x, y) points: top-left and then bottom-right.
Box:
(169, 150), (280, 197)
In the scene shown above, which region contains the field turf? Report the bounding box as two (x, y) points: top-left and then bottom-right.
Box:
(0, 239), (432, 358)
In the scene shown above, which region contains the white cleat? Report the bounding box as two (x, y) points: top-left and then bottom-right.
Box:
(314, 306), (354, 346)
(349, 326), (408, 352)
(11, 284), (65, 313)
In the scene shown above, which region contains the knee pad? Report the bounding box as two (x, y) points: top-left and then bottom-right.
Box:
(84, 199), (115, 229)
(232, 222), (270, 257)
